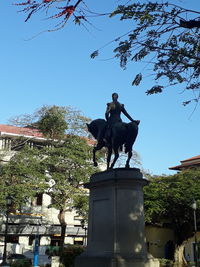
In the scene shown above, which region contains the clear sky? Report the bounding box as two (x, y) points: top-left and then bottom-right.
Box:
(0, 0), (199, 175)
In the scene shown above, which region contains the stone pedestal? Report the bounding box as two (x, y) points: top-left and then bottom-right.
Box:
(75, 168), (159, 267)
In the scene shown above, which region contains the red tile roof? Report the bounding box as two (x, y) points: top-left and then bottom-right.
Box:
(169, 155), (200, 171)
(0, 124), (43, 137)
(85, 138), (95, 145)
(181, 155), (200, 162)
(0, 124), (95, 145)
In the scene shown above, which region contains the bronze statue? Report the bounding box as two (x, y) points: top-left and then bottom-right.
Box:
(106, 93), (135, 124)
(105, 93), (139, 142)
(87, 93), (140, 169)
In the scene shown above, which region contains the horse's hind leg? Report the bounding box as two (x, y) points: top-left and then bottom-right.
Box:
(110, 147), (119, 169)
(125, 150), (132, 169)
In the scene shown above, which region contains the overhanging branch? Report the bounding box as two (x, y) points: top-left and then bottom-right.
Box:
(180, 19), (200, 29)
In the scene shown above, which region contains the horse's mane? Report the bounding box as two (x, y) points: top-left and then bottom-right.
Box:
(90, 119), (106, 129)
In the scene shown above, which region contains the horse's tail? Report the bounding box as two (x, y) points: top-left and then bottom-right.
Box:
(124, 122), (138, 153)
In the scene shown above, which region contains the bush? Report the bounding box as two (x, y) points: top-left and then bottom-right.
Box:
(158, 258), (174, 267)
(10, 259), (32, 267)
(60, 245), (85, 267)
(45, 245), (60, 256)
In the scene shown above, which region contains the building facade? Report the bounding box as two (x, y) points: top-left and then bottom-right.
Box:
(169, 155), (200, 264)
(0, 124), (88, 258)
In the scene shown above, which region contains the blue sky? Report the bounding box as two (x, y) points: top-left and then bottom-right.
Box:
(0, 0), (199, 175)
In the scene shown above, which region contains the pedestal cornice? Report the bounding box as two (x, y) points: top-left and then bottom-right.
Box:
(85, 168), (148, 189)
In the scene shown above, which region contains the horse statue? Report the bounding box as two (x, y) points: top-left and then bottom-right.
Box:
(87, 119), (139, 170)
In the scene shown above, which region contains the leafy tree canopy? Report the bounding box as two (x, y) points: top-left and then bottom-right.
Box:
(9, 105), (91, 139)
(36, 105), (68, 139)
(14, 1), (200, 104)
(108, 2), (200, 105)
(0, 145), (48, 211)
(0, 134), (96, 250)
(144, 169), (200, 245)
(42, 135), (96, 213)
(1, 104), (96, 232)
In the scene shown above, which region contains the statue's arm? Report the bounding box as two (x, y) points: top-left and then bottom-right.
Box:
(121, 105), (134, 122)
(105, 103), (110, 121)
(122, 105), (140, 125)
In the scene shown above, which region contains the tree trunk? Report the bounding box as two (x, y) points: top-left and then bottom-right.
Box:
(58, 209), (67, 255)
(174, 243), (187, 267)
(60, 224), (66, 253)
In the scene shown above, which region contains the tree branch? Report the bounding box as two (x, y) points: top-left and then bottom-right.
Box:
(180, 19), (200, 29)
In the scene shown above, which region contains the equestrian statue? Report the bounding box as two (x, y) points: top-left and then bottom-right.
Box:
(87, 93), (140, 169)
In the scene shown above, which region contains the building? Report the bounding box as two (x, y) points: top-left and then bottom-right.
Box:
(0, 124), (92, 258)
(145, 225), (175, 260)
(169, 155), (200, 264)
(169, 155), (200, 171)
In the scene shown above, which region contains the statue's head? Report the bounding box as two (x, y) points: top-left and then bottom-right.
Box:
(112, 93), (118, 101)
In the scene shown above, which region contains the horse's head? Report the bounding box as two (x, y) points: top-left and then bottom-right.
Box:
(86, 119), (107, 140)
(86, 122), (98, 139)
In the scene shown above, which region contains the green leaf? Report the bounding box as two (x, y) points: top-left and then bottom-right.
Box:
(132, 73), (142, 86)
(90, 50), (99, 59)
(146, 85), (163, 95)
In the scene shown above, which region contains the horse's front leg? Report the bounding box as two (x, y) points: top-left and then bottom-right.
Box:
(110, 147), (119, 169)
(125, 150), (132, 169)
(93, 147), (98, 167)
(107, 146), (112, 170)
(93, 142), (104, 167)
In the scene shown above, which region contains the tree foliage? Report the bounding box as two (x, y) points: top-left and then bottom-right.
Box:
(144, 169), (200, 245)
(42, 135), (95, 213)
(9, 105), (91, 139)
(0, 135), (96, 248)
(36, 105), (68, 139)
(1, 105), (96, 250)
(14, 1), (200, 104)
(108, 2), (200, 104)
(0, 146), (47, 211)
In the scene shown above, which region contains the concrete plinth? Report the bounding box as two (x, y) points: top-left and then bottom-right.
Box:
(75, 168), (159, 267)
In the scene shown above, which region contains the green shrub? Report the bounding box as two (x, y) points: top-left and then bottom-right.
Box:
(10, 259), (32, 267)
(158, 258), (174, 267)
(45, 245), (60, 256)
(60, 245), (85, 267)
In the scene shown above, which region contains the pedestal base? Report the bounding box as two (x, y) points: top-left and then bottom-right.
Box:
(75, 169), (159, 267)
(76, 253), (159, 267)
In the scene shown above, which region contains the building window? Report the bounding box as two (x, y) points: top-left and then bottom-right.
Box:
(29, 235), (35, 246)
(74, 216), (82, 227)
(36, 194), (43, 206)
(29, 235), (41, 246)
(32, 194), (43, 206)
(50, 236), (60, 246)
(1, 138), (12, 151)
(7, 235), (19, 243)
(74, 240), (83, 245)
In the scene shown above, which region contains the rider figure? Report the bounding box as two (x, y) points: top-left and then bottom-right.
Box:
(104, 93), (139, 142)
